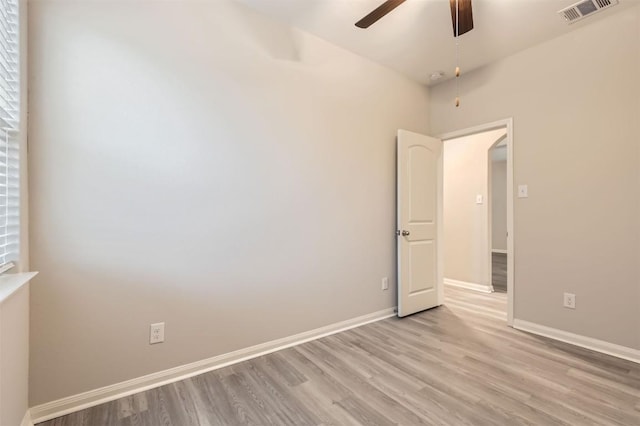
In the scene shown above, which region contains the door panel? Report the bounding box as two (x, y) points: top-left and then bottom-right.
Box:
(409, 240), (435, 294)
(397, 129), (442, 317)
(409, 146), (436, 223)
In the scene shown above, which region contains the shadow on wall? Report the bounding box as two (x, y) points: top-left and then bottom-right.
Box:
(28, 0), (431, 406)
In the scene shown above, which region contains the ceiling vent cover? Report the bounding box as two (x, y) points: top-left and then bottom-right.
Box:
(558, 0), (618, 24)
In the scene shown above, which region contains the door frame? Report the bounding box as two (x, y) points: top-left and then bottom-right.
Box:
(438, 118), (515, 326)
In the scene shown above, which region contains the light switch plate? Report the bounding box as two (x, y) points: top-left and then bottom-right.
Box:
(563, 293), (576, 309)
(381, 277), (389, 291)
(518, 185), (528, 198)
(476, 194), (483, 204)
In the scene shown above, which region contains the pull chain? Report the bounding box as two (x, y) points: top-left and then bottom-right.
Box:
(455, 0), (460, 107)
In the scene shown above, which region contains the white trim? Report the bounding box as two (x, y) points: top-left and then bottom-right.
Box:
(505, 119), (514, 326)
(0, 261), (16, 275)
(437, 137), (444, 307)
(513, 319), (640, 364)
(491, 249), (508, 254)
(438, 117), (515, 326)
(444, 278), (493, 294)
(0, 272), (37, 305)
(20, 410), (33, 426)
(30, 307), (396, 423)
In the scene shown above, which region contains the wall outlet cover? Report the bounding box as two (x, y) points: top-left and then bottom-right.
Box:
(150, 322), (165, 344)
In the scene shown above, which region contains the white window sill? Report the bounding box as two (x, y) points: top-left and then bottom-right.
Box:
(0, 271), (38, 304)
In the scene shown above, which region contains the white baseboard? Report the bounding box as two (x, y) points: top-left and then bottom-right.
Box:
(444, 278), (493, 293)
(491, 249), (507, 254)
(30, 307), (396, 424)
(20, 410), (33, 426)
(513, 319), (640, 365)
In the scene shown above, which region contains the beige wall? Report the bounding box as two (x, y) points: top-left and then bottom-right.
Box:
(0, 285), (30, 426)
(431, 5), (640, 349)
(443, 129), (506, 285)
(27, 0), (430, 405)
(491, 157), (507, 252)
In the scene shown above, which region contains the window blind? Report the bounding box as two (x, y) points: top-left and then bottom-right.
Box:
(0, 0), (20, 271)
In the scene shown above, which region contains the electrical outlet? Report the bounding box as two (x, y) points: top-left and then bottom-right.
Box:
(381, 277), (389, 290)
(563, 293), (576, 309)
(150, 322), (165, 344)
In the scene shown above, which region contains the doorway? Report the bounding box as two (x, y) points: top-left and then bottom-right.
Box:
(439, 119), (514, 325)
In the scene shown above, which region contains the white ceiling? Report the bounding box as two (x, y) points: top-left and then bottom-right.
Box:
(238, 0), (638, 85)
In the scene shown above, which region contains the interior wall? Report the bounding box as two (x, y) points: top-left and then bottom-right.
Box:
(491, 157), (507, 252)
(430, 5), (640, 349)
(443, 129), (506, 286)
(27, 0), (430, 405)
(0, 285), (30, 426)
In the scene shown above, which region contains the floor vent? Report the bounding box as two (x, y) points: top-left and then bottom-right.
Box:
(558, 0), (618, 24)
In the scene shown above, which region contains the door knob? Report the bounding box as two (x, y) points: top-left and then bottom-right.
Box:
(402, 230), (410, 236)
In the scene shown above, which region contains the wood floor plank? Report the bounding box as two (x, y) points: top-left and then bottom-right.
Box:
(492, 252), (507, 292)
(333, 397), (395, 426)
(295, 341), (429, 426)
(190, 373), (241, 425)
(38, 286), (640, 426)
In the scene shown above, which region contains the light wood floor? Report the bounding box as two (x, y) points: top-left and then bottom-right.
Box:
(40, 287), (640, 425)
(492, 252), (507, 292)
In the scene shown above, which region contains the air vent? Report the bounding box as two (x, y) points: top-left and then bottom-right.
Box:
(558, 0), (618, 24)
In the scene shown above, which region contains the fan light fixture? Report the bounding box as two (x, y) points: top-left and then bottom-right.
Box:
(354, 0), (474, 107)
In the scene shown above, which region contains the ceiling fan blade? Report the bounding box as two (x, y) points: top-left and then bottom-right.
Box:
(355, 0), (406, 29)
(449, 0), (474, 37)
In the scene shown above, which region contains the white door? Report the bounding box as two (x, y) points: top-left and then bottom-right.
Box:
(397, 129), (443, 317)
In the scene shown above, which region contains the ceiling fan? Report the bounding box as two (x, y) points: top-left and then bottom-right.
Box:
(355, 0), (474, 37)
(356, 0), (473, 107)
